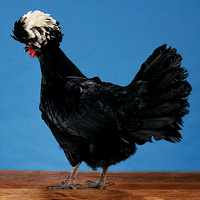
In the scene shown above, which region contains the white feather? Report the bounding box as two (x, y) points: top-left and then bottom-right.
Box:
(21, 10), (60, 47)
(22, 10), (57, 30)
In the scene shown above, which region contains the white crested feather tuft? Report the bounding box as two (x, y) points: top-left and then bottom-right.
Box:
(22, 10), (57, 30)
(20, 10), (62, 48)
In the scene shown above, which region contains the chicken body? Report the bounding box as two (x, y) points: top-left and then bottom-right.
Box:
(39, 45), (137, 170)
(12, 10), (191, 189)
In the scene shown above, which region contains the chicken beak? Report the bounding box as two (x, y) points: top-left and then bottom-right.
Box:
(24, 45), (29, 52)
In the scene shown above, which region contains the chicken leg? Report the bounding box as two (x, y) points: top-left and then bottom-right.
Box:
(83, 166), (114, 189)
(47, 164), (114, 190)
(47, 162), (81, 189)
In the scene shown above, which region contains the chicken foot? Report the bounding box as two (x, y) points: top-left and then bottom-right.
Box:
(47, 162), (81, 189)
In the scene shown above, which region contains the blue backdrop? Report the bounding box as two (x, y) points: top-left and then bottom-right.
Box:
(0, 0), (199, 171)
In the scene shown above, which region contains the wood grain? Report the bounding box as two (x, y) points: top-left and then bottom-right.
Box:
(0, 170), (199, 199)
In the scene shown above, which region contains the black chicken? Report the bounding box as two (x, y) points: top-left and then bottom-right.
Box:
(12, 10), (191, 189)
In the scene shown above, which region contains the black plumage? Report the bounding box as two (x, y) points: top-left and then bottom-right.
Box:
(12, 11), (191, 189)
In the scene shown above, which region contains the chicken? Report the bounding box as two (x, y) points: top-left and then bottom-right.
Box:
(12, 10), (191, 189)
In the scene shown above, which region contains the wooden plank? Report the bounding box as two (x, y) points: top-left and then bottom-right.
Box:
(0, 170), (199, 200)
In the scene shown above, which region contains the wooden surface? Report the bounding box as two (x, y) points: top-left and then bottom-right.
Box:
(0, 170), (199, 200)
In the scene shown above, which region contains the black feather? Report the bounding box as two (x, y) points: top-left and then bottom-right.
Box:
(36, 44), (191, 169)
(11, 19), (29, 44)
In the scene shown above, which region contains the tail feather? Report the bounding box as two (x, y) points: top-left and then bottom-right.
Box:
(139, 102), (180, 117)
(145, 81), (189, 110)
(140, 116), (175, 129)
(125, 44), (191, 144)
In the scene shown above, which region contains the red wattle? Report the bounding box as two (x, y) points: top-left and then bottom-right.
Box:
(28, 48), (38, 58)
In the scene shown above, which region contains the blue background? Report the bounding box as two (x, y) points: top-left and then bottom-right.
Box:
(0, 0), (199, 171)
